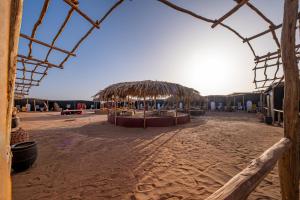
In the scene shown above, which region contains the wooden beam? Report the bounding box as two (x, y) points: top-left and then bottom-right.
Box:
(63, 0), (100, 29)
(158, 0), (246, 41)
(16, 68), (46, 75)
(157, 0), (214, 23)
(254, 77), (281, 83)
(211, 0), (249, 28)
(0, 1), (23, 199)
(14, 92), (28, 96)
(278, 0), (300, 199)
(20, 33), (76, 56)
(17, 59), (49, 68)
(15, 77), (39, 82)
(98, 0), (124, 24)
(27, 0), (50, 57)
(206, 138), (291, 200)
(243, 24), (282, 43)
(44, 7), (74, 61)
(18, 54), (62, 68)
(255, 44), (300, 62)
(15, 82), (39, 86)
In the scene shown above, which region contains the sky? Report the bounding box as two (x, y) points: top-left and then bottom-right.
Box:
(18, 0), (285, 100)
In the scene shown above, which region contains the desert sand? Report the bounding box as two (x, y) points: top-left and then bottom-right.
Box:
(13, 112), (284, 200)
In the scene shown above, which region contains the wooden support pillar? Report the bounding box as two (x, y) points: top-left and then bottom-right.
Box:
(207, 96), (209, 110)
(278, 0), (299, 199)
(114, 97), (117, 126)
(260, 91), (263, 112)
(33, 99), (36, 112)
(127, 96), (130, 109)
(242, 95), (245, 111)
(233, 96), (236, 110)
(0, 1), (23, 199)
(143, 96), (146, 128)
(175, 96), (178, 125)
(46, 100), (49, 111)
(154, 95), (157, 110)
(271, 87), (275, 120)
(188, 96), (191, 117)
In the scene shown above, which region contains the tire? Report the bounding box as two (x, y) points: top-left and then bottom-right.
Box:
(11, 141), (37, 172)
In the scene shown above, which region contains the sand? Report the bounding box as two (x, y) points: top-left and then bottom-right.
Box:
(13, 111), (284, 200)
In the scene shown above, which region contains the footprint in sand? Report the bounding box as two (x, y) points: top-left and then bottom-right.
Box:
(136, 183), (155, 192)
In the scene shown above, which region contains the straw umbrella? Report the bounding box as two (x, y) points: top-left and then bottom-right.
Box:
(95, 80), (199, 128)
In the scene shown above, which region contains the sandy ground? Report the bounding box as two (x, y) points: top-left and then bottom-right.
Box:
(12, 111), (285, 200)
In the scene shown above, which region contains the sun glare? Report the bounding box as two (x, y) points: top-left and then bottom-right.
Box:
(184, 49), (237, 95)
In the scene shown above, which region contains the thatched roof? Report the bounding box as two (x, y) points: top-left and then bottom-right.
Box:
(94, 80), (199, 100)
(166, 92), (205, 104)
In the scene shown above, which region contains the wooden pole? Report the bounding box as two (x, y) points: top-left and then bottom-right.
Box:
(143, 96), (146, 128)
(260, 91), (263, 112)
(33, 99), (36, 112)
(271, 87), (275, 120)
(114, 97), (117, 126)
(242, 95), (245, 110)
(188, 96), (191, 117)
(278, 0), (299, 199)
(127, 96), (129, 109)
(233, 96), (236, 110)
(154, 95), (157, 110)
(175, 96), (178, 125)
(20, 33), (76, 56)
(0, 1), (23, 199)
(207, 96), (209, 110)
(206, 138), (292, 200)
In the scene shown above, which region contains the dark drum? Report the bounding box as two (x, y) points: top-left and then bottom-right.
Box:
(11, 141), (37, 172)
(264, 116), (273, 125)
(11, 117), (20, 129)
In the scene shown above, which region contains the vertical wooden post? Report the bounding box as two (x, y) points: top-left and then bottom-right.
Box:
(143, 95), (146, 128)
(242, 95), (245, 111)
(127, 96), (129, 109)
(0, 1), (23, 199)
(271, 87), (275, 120)
(233, 96), (236, 110)
(175, 96), (178, 125)
(188, 96), (191, 117)
(26, 97), (29, 111)
(207, 96), (209, 110)
(114, 97), (117, 126)
(259, 91), (263, 112)
(278, 0), (299, 199)
(154, 95), (157, 110)
(44, 100), (48, 111)
(33, 99), (36, 112)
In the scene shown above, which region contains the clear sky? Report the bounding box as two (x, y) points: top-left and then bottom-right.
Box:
(19, 0), (284, 100)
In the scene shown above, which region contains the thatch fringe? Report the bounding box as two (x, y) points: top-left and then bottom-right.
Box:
(94, 80), (199, 100)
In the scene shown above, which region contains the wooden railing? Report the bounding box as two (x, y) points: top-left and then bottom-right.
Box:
(206, 138), (292, 199)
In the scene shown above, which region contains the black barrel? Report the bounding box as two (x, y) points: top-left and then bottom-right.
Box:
(11, 141), (37, 172)
(11, 117), (20, 128)
(264, 116), (273, 125)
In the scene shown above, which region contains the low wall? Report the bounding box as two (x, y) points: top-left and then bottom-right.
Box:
(108, 114), (190, 127)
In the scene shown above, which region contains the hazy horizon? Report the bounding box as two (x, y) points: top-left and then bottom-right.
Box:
(19, 0), (284, 100)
